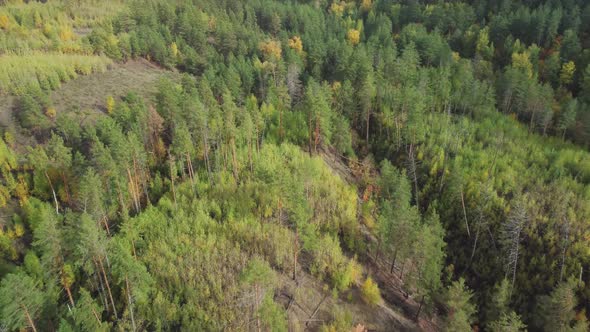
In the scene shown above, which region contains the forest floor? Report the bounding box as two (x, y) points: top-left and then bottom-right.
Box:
(316, 147), (442, 332)
(50, 58), (176, 113)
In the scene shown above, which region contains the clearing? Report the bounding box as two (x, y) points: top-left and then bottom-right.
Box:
(50, 59), (176, 113)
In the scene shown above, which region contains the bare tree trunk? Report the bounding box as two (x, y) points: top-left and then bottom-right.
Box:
(390, 249), (398, 274)
(306, 293), (328, 327)
(93, 266), (108, 311)
(65, 285), (75, 307)
(61, 171), (71, 204)
(126, 276), (136, 332)
(102, 216), (111, 236)
(169, 155), (176, 208)
(414, 295), (425, 321)
(186, 153), (195, 196)
(21, 304), (37, 332)
(461, 190), (470, 237)
(91, 307), (102, 325)
(293, 230), (298, 281)
(45, 171), (59, 214)
(408, 144), (419, 207)
(230, 138), (239, 181)
(98, 257), (118, 319)
(203, 135), (212, 185)
(127, 168), (140, 214)
(366, 108), (370, 145)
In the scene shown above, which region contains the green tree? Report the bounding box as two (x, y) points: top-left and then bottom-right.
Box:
(445, 278), (476, 331)
(537, 279), (588, 332)
(0, 271), (45, 332)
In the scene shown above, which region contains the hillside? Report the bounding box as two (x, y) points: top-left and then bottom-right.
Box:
(0, 1), (589, 332)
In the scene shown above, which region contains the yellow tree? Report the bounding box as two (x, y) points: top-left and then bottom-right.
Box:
(347, 29), (360, 46)
(511, 52), (533, 78)
(560, 61), (576, 86)
(288, 36), (303, 54)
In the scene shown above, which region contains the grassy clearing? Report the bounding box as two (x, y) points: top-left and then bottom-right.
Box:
(50, 59), (176, 113)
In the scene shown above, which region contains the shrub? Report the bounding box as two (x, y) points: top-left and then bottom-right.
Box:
(360, 277), (381, 306)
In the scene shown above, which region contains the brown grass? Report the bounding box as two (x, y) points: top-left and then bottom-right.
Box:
(50, 59), (177, 113)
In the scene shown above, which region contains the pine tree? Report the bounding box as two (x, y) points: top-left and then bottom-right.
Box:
(0, 271), (45, 332)
(445, 278), (476, 331)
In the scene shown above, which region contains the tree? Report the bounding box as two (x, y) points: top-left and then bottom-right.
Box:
(488, 311), (527, 332)
(445, 278), (476, 331)
(412, 208), (445, 319)
(0, 271), (45, 332)
(376, 161), (420, 278)
(347, 29), (360, 46)
(537, 279), (588, 332)
(560, 61), (576, 87)
(360, 277), (381, 306)
(71, 288), (107, 332)
(106, 96), (115, 114)
(558, 99), (578, 139)
(240, 258), (277, 332)
(359, 70), (376, 145)
(500, 197), (528, 292)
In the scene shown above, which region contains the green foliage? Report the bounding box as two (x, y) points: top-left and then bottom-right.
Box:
(0, 271), (46, 331)
(445, 278), (477, 331)
(1, 0), (590, 330)
(0, 53), (111, 94)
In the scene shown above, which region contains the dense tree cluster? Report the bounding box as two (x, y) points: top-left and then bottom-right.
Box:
(0, 0), (589, 331)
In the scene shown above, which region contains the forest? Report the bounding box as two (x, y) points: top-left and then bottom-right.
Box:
(0, 0), (589, 331)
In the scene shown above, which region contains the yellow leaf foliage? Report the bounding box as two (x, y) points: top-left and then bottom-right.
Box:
(347, 28), (360, 46)
(560, 61), (576, 86)
(511, 52), (533, 78)
(170, 42), (179, 57)
(0, 14), (10, 30)
(288, 36), (303, 54)
(360, 277), (381, 306)
(106, 95), (115, 114)
(259, 40), (282, 60)
(45, 107), (57, 118)
(330, 2), (345, 16)
(59, 25), (74, 42)
(361, 0), (372, 12)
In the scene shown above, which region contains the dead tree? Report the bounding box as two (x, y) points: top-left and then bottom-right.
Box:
(500, 198), (528, 295)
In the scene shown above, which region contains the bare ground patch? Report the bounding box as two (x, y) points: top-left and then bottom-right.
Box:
(50, 59), (177, 114)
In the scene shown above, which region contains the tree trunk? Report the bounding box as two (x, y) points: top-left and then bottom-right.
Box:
(98, 257), (118, 319)
(61, 171), (71, 204)
(186, 153), (195, 196)
(390, 249), (398, 274)
(461, 190), (470, 237)
(91, 307), (102, 325)
(65, 285), (75, 307)
(230, 138), (239, 181)
(126, 276), (136, 332)
(203, 135), (212, 185)
(293, 230), (298, 281)
(400, 261), (405, 279)
(102, 216), (111, 236)
(306, 293), (328, 327)
(308, 112), (313, 157)
(127, 168), (140, 214)
(366, 108), (370, 145)
(21, 304), (37, 332)
(414, 295), (425, 321)
(45, 171), (59, 214)
(169, 155), (176, 207)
